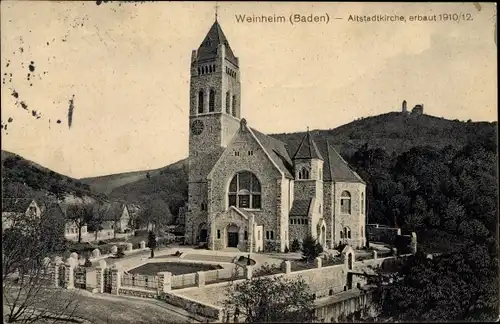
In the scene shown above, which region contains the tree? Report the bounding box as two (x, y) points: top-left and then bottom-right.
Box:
(2, 215), (79, 323)
(371, 245), (498, 322)
(223, 275), (316, 323)
(66, 201), (94, 243)
(88, 201), (108, 242)
(148, 231), (157, 258)
(301, 235), (323, 263)
(138, 198), (172, 234)
(290, 239), (301, 252)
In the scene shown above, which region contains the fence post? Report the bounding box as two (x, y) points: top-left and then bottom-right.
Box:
(53, 258), (62, 288)
(245, 265), (253, 280)
(126, 243), (133, 252)
(157, 272), (172, 293)
(65, 258), (77, 290)
(196, 271), (206, 287)
(314, 257), (322, 268)
(373, 251), (378, 260)
(281, 260), (291, 274)
(140, 241), (146, 249)
(111, 265), (121, 296)
(96, 260), (107, 294)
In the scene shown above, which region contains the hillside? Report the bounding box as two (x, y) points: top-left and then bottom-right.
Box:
(271, 112), (497, 158)
(80, 164), (174, 195)
(1, 150), (104, 201)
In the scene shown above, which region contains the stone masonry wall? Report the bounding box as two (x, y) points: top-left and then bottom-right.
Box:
(333, 182), (366, 248)
(208, 125), (283, 250)
(323, 181), (334, 248)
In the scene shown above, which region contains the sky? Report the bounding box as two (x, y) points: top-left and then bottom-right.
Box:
(1, 1), (497, 179)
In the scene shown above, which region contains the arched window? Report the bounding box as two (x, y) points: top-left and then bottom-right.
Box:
(198, 90), (204, 113)
(225, 91), (231, 114)
(340, 231), (343, 239)
(232, 95), (237, 117)
(209, 89), (215, 112)
(228, 171), (261, 209)
(340, 191), (351, 214)
(212, 64), (216, 72)
(298, 167), (309, 180)
(197, 67), (201, 75)
(343, 227), (351, 239)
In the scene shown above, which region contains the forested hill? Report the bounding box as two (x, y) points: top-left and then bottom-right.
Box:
(1, 150), (104, 201)
(271, 112), (497, 157)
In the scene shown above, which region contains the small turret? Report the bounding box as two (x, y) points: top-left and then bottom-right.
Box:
(402, 100), (408, 113)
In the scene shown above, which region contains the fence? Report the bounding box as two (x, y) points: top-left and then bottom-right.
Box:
(171, 273), (197, 289)
(204, 267), (243, 284)
(121, 273), (158, 291)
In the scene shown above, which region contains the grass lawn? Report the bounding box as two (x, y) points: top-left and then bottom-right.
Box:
(4, 287), (198, 324)
(128, 262), (222, 275)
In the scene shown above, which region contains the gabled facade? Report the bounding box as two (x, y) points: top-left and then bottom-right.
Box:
(185, 19), (366, 252)
(101, 203), (130, 232)
(2, 198), (41, 230)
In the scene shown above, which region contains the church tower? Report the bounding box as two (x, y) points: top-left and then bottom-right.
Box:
(186, 19), (242, 245)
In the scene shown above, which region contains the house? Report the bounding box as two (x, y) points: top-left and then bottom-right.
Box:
(57, 203), (88, 241)
(102, 203), (131, 233)
(185, 19), (366, 252)
(2, 198), (41, 230)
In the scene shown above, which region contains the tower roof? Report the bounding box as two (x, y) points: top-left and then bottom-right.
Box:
(292, 130), (324, 160)
(197, 20), (238, 66)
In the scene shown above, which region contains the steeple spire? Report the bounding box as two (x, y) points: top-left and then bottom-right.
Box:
(215, 1), (219, 21)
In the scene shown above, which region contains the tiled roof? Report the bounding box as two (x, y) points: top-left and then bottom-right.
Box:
(289, 199), (312, 216)
(327, 143), (365, 184)
(251, 128), (294, 179)
(197, 21), (238, 66)
(271, 133), (365, 184)
(2, 198), (35, 213)
(292, 131), (323, 160)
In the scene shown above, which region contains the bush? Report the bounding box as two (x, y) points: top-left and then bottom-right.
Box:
(83, 257), (92, 267)
(115, 246), (125, 259)
(284, 245), (289, 253)
(195, 242), (208, 249)
(265, 241), (278, 253)
(290, 239), (301, 252)
(301, 235), (323, 262)
(173, 250), (182, 257)
(97, 240), (107, 245)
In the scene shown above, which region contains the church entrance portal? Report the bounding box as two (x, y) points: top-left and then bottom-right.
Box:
(227, 224), (239, 248)
(198, 223), (208, 243)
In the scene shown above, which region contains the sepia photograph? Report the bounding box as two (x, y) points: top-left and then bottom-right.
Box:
(1, 1), (498, 323)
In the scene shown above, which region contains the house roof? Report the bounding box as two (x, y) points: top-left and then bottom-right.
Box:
(196, 20), (238, 66)
(289, 199), (312, 216)
(101, 203), (127, 221)
(250, 128), (294, 179)
(2, 198), (35, 213)
(292, 131), (323, 160)
(271, 133), (365, 184)
(326, 143), (365, 184)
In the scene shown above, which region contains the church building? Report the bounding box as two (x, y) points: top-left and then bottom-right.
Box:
(185, 19), (367, 252)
